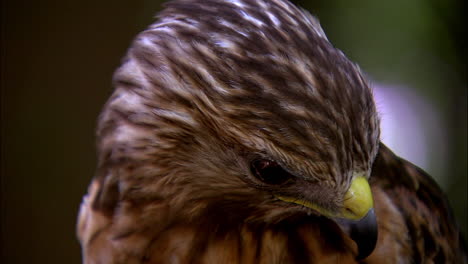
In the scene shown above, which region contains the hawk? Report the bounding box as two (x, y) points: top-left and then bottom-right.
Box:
(77, 0), (466, 263)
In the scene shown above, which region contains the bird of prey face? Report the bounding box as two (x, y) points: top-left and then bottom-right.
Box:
(77, 0), (466, 263)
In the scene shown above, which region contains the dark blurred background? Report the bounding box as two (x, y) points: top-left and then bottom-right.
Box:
(1, 0), (465, 263)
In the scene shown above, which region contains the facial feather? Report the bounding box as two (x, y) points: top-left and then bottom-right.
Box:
(96, 0), (379, 208)
(80, 0), (381, 262)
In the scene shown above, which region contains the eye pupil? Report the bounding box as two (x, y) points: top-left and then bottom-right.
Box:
(250, 159), (291, 185)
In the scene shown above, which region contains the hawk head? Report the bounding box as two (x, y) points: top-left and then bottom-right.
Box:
(85, 0), (380, 259)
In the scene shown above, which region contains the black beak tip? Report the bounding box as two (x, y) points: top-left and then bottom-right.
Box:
(352, 208), (378, 260)
(336, 208), (378, 260)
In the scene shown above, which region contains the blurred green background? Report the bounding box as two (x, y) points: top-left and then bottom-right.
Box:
(1, 0), (465, 263)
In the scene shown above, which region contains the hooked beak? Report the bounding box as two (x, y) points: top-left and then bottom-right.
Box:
(337, 175), (378, 259)
(336, 175), (378, 259)
(276, 175), (378, 259)
(336, 208), (378, 260)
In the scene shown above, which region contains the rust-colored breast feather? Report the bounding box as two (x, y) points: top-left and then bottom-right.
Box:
(78, 144), (466, 263)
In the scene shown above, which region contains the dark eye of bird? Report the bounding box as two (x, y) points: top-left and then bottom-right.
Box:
(250, 159), (291, 185)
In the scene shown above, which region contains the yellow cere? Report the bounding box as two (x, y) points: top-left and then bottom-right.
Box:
(276, 176), (373, 221)
(341, 176), (373, 220)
